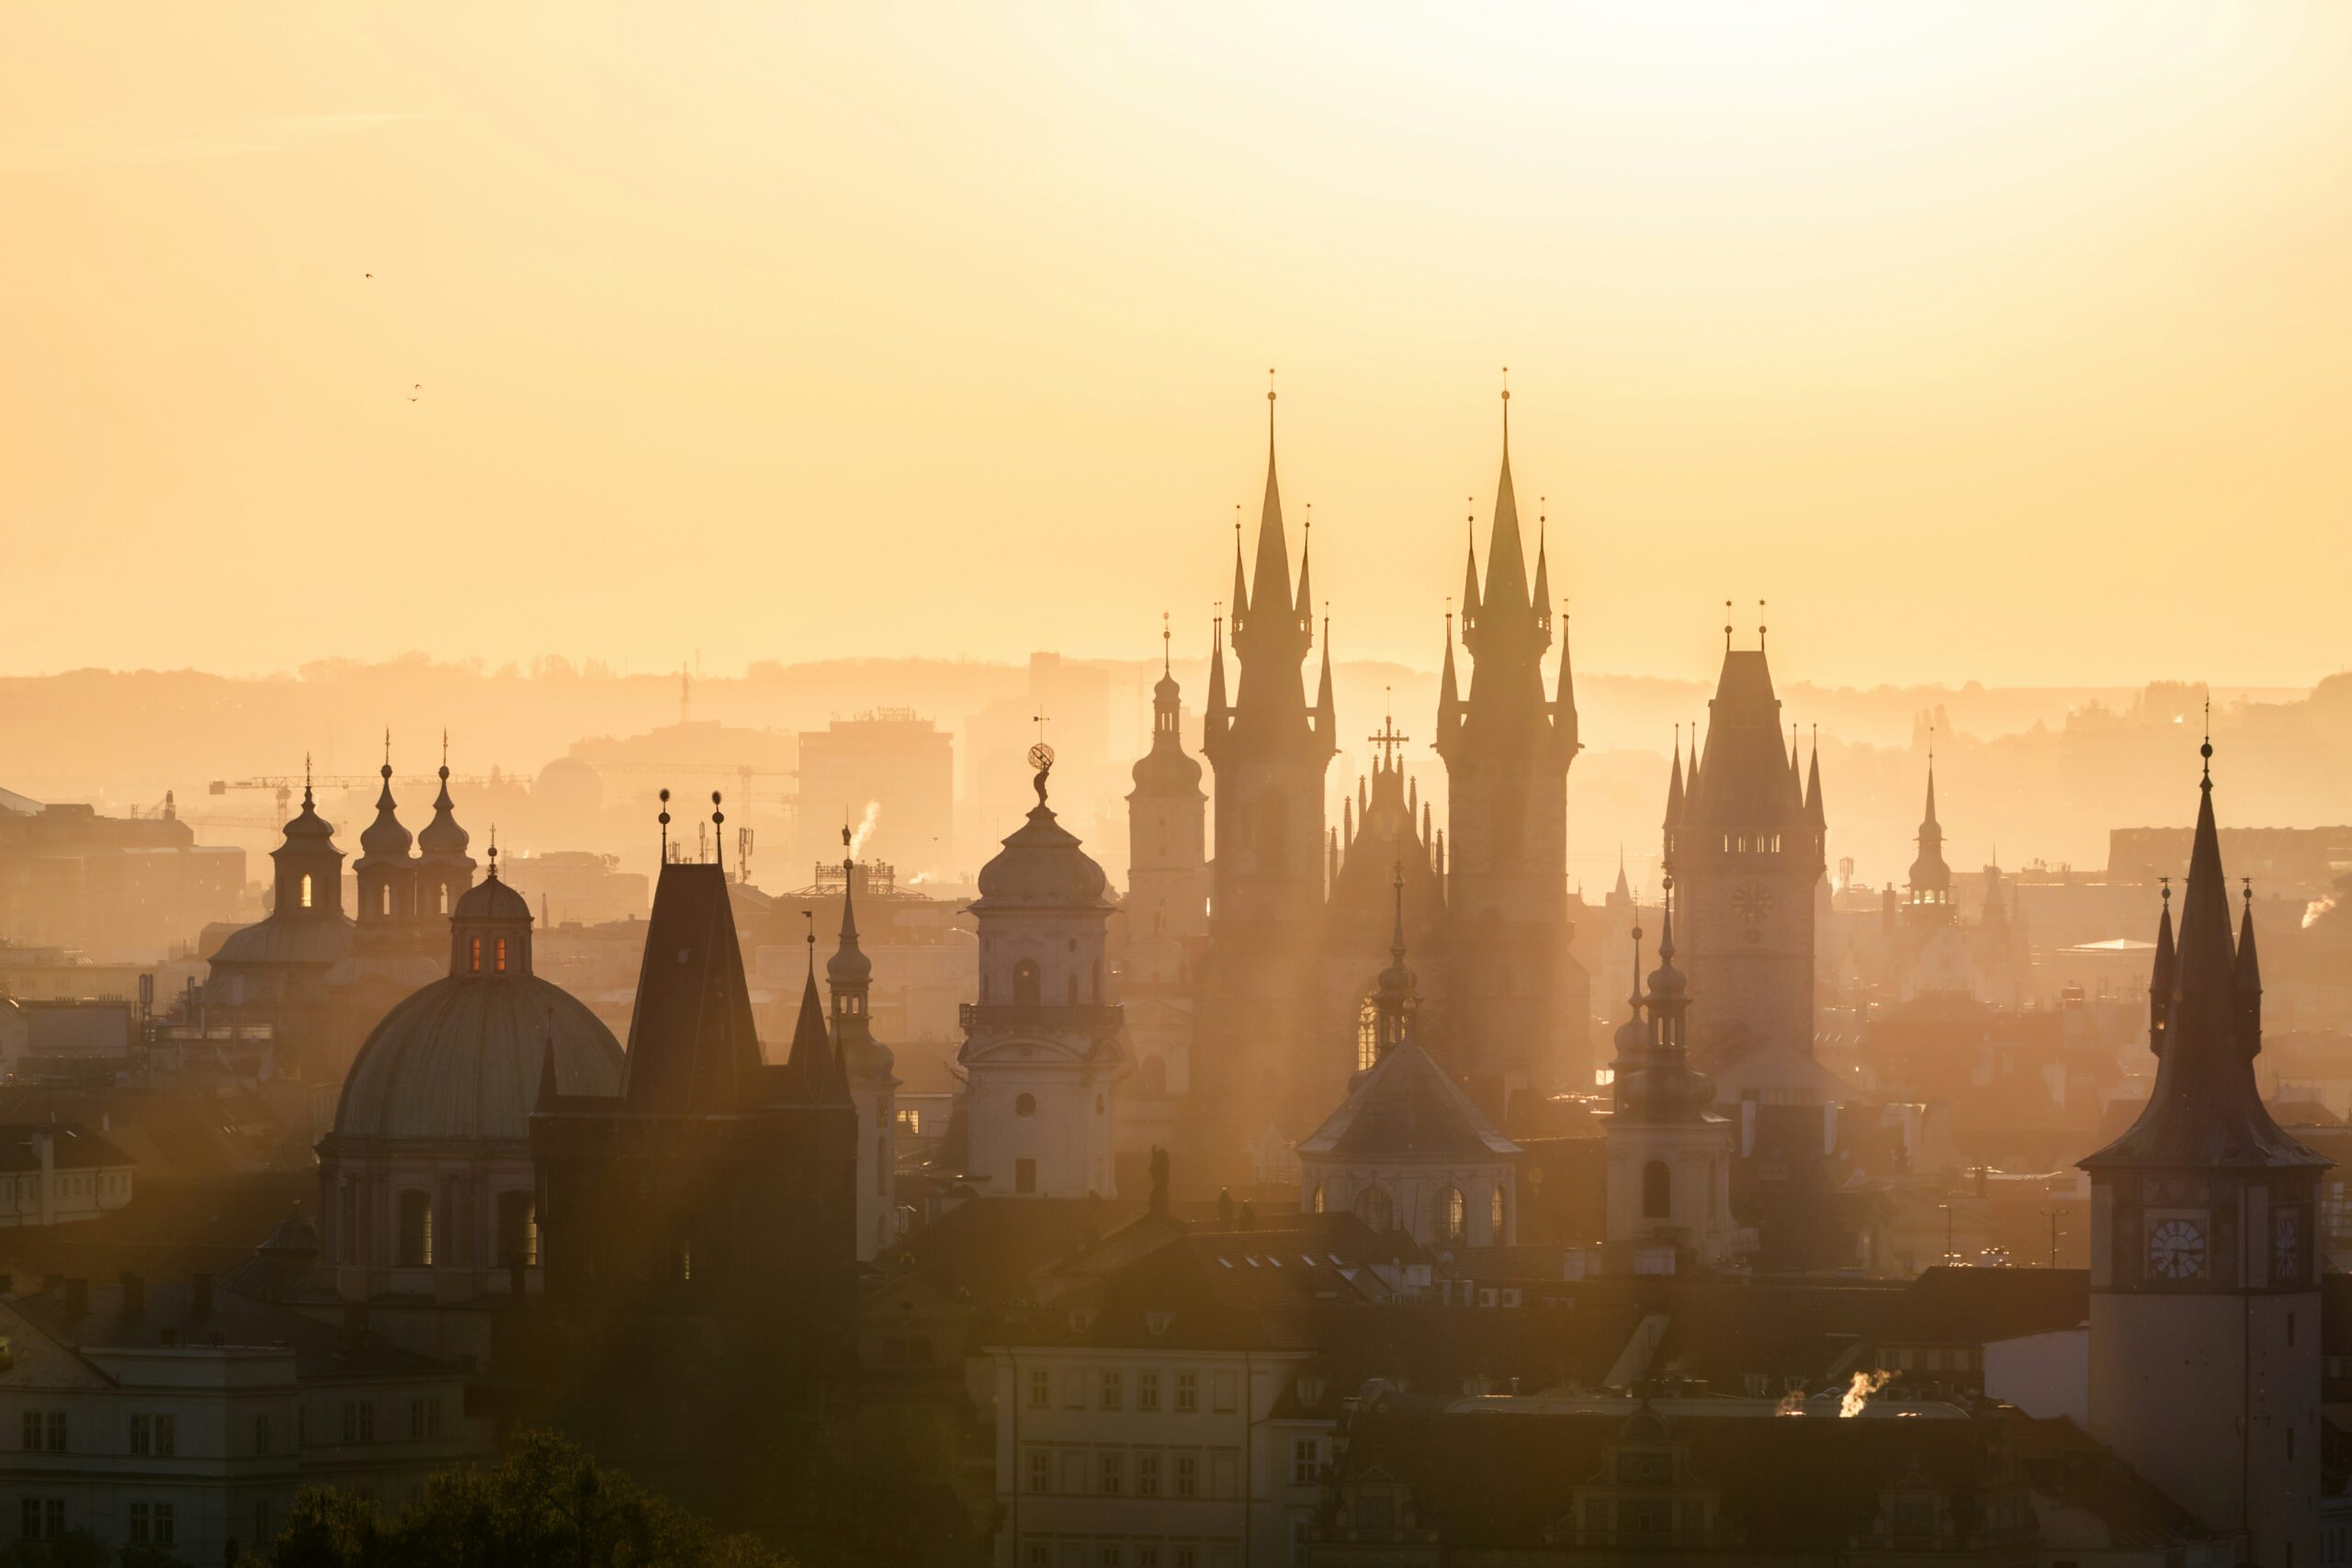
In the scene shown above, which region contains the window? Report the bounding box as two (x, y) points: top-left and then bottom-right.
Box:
(470, 935), (483, 971)
(1016, 1159), (1037, 1195)
(1015, 1093), (1037, 1118)
(1101, 1370), (1125, 1410)
(341, 1401), (375, 1443)
(1139, 1370), (1160, 1411)
(438, 885), (450, 916)
(1013, 959), (1042, 1008)
(398, 1190), (435, 1267)
(1311, 1183), (1325, 1214)
(1175, 1453), (1199, 1497)
(1029, 1369), (1052, 1409)
(495, 936), (508, 972)
(1643, 1159), (1672, 1220)
(1292, 1437), (1321, 1484)
(1027, 1448), (1051, 1494)
(300, 873), (314, 908)
(21, 1411), (64, 1452)
(254, 1414), (271, 1456)
(1356, 996), (1380, 1072)
(1176, 1372), (1199, 1412)
(130, 1414), (175, 1456)
(1436, 1185), (1466, 1243)
(1210, 1450), (1238, 1497)
(1099, 1550), (1123, 1568)
(412, 1397), (443, 1439)
(1136, 1451), (1161, 1496)
(379, 886), (391, 916)
(1351, 1185), (1394, 1231)
(1099, 1449), (1125, 1495)
(498, 1190), (537, 1268)
(1491, 1185), (1506, 1236)
(128, 1501), (175, 1546)
(21, 1500), (65, 1541)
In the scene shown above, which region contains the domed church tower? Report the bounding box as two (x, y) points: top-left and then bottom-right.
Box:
(1192, 380), (1337, 1181)
(2082, 740), (2326, 1567)
(205, 762), (355, 1081)
(326, 736), (450, 1079)
(958, 754), (1129, 1198)
(1431, 382), (1585, 1113)
(321, 842), (624, 1303)
(414, 735), (478, 922)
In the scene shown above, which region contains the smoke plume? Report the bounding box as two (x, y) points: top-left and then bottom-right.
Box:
(849, 801), (881, 859)
(1838, 1369), (1894, 1418)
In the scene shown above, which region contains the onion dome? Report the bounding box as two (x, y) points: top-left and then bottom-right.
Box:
(280, 779), (336, 845)
(827, 867), (874, 988)
(416, 748), (470, 862)
(973, 769), (1110, 912)
(356, 749), (413, 864)
(1130, 626), (1204, 798)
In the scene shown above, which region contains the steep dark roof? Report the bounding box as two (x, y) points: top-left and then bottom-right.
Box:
(1867, 1267), (2086, 1348)
(7, 1276), (456, 1382)
(1296, 1042), (1519, 1162)
(878, 1196), (1142, 1310)
(619, 863), (767, 1113)
(1646, 1277), (1895, 1391)
(0, 1122), (133, 1173)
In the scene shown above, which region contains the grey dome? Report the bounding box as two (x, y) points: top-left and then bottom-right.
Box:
(334, 974), (623, 1142)
(455, 874), (530, 923)
(973, 803), (1110, 911)
(211, 915), (354, 967)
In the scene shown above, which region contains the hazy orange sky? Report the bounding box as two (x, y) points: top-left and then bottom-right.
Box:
(5, 3), (2348, 689)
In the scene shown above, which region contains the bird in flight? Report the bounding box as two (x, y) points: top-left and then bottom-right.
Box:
(407, 383), (421, 402)
(364, 272), (373, 278)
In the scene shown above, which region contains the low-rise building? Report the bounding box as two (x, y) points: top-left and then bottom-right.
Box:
(0, 1123), (134, 1230)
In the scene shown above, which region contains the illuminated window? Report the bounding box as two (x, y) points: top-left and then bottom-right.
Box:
(470, 936), (482, 973)
(1436, 1186), (1466, 1244)
(1311, 1184), (1325, 1214)
(397, 1190), (434, 1267)
(495, 936), (508, 972)
(379, 886), (390, 916)
(437, 885), (450, 916)
(300, 874), (314, 908)
(1356, 997), (1379, 1072)
(1491, 1185), (1507, 1236)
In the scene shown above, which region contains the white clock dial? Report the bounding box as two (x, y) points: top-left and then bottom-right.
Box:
(2147, 1217), (2207, 1280)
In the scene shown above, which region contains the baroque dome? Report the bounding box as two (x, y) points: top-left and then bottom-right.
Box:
(333, 974), (622, 1142)
(973, 797), (1110, 912)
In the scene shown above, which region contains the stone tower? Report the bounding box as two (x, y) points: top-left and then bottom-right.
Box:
(958, 757), (1128, 1198)
(1665, 629), (1826, 1071)
(826, 848), (899, 1261)
(1431, 388), (1584, 1112)
(1192, 384), (1337, 1180)
(1123, 625), (1209, 1161)
(2081, 742), (2325, 1568)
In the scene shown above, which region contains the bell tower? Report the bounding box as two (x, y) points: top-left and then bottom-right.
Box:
(1191, 377), (1337, 1179)
(1431, 377), (1584, 1112)
(1665, 617), (1826, 1071)
(2081, 739), (2325, 1568)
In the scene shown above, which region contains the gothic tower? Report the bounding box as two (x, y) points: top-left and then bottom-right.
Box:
(1317, 708), (1443, 1111)
(1192, 384), (1337, 1179)
(1664, 626), (1826, 1071)
(826, 845), (899, 1262)
(1124, 624), (1208, 1160)
(1431, 387), (1584, 1113)
(2081, 742), (2325, 1568)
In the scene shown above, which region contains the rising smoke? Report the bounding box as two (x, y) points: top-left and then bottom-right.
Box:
(849, 801), (881, 859)
(1838, 1369), (1894, 1418)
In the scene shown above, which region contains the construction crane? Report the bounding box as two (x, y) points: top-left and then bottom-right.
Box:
(208, 772), (504, 819)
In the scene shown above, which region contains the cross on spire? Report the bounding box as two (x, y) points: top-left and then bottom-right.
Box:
(1367, 694), (1410, 771)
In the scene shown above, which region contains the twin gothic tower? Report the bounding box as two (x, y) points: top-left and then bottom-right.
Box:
(1180, 389), (1590, 1179)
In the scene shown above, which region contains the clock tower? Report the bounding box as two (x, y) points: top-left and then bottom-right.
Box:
(2080, 741), (2325, 1568)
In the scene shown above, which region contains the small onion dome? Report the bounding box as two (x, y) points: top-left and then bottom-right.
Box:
(973, 802), (1111, 911)
(1645, 953), (1688, 1001)
(416, 768), (469, 858)
(1612, 1010), (1647, 1058)
(356, 765), (413, 863)
(1618, 1054), (1715, 1123)
(281, 787), (336, 843)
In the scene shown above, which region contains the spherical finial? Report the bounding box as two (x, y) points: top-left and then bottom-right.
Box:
(1660, 871), (1674, 893)
(710, 789), (724, 830)
(1631, 925), (1644, 942)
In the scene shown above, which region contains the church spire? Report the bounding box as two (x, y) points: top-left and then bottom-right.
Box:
(1804, 727), (1826, 828)
(1245, 371), (1295, 631)
(2148, 879), (2176, 1056)
(1437, 615), (1461, 737)
(1480, 374), (1532, 623)
(1554, 607), (1579, 755)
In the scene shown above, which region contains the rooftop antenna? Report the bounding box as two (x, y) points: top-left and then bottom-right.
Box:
(1724, 601), (1734, 652)
(1758, 599), (1767, 649)
(658, 789), (672, 861)
(710, 792), (725, 874)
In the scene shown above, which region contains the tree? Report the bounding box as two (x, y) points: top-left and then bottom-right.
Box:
(250, 1432), (793, 1568)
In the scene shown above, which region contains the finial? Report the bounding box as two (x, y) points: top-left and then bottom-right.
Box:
(2244, 876), (2254, 909)
(711, 792), (725, 869)
(1928, 722), (1935, 766)
(440, 728), (449, 773)
(2201, 697), (2212, 782)
(487, 828), (499, 879)
(1724, 601), (1733, 650)
(803, 908), (815, 973)
(1162, 611), (1171, 675)
(1268, 366), (1276, 405)
(1500, 365), (1510, 447)
(842, 823), (852, 851)
(1304, 500), (1311, 535)
(658, 788), (671, 858)
(2160, 874), (2171, 906)
(382, 728), (391, 772)
(1758, 599), (1767, 647)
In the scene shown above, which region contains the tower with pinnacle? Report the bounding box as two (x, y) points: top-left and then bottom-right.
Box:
(1664, 620), (1826, 1071)
(1192, 378), (1338, 1179)
(826, 831), (900, 1260)
(1124, 618), (1209, 1161)
(2081, 739), (2324, 1568)
(1430, 380), (1587, 1114)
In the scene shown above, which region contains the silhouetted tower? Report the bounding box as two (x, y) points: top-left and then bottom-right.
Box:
(1664, 618), (1826, 1071)
(414, 735), (478, 921)
(1125, 621), (1209, 1137)
(827, 841), (900, 1262)
(1193, 379), (1337, 1179)
(2081, 739), (2325, 1568)
(1431, 381), (1584, 1112)
(353, 734), (420, 929)
(1905, 742), (1953, 920)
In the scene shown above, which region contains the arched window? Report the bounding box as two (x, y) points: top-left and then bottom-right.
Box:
(1436, 1186), (1467, 1244)
(469, 936), (482, 973)
(1355, 996), (1380, 1072)
(1311, 1183), (1326, 1214)
(496, 1190), (537, 1268)
(379, 886), (391, 916)
(437, 884), (450, 916)
(1642, 1159), (1672, 1221)
(1012, 959), (1041, 1009)
(1491, 1184), (1507, 1237)
(397, 1190), (435, 1268)
(1351, 1186), (1394, 1232)
(494, 936), (508, 972)
(300, 874), (314, 909)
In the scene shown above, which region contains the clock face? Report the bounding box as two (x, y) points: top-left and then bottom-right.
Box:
(1732, 883), (1774, 924)
(2147, 1217), (2208, 1280)
(2275, 1210), (2304, 1283)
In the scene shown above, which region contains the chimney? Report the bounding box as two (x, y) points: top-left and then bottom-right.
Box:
(120, 1273), (144, 1316)
(190, 1273), (213, 1316)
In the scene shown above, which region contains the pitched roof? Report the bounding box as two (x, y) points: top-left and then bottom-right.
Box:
(618, 862), (767, 1113)
(1866, 1266), (2086, 1348)
(1296, 1042), (1520, 1162)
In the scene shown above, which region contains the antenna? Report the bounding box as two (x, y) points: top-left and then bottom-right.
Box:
(658, 788), (672, 861)
(711, 792), (725, 874)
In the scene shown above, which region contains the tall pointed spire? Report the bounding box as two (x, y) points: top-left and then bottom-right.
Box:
(1247, 370), (1294, 625)
(1531, 500), (1551, 624)
(1554, 607), (1579, 754)
(1205, 616), (1227, 729)
(1436, 615), (1461, 737)
(1481, 372), (1531, 620)
(1664, 728), (1686, 831)
(1227, 509), (1249, 637)
(1295, 503), (1314, 630)
(1804, 726), (1826, 828)
(2236, 879), (2262, 1055)
(1313, 620), (1334, 735)
(2148, 879), (2175, 1057)
(1459, 507), (1481, 628)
